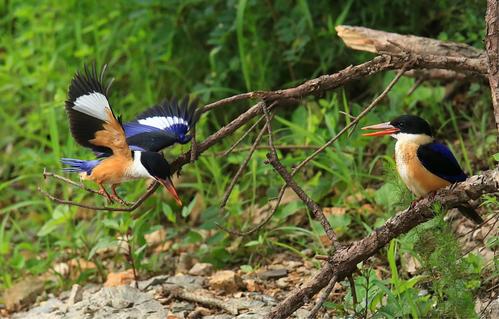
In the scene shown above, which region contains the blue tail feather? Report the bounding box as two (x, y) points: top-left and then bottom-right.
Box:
(60, 158), (101, 175)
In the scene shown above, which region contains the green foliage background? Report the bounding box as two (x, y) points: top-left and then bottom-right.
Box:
(0, 0), (496, 317)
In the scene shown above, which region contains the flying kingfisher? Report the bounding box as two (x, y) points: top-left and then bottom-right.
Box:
(362, 115), (483, 224)
(60, 65), (198, 206)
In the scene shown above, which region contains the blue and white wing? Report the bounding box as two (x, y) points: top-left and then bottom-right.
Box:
(124, 97), (199, 152)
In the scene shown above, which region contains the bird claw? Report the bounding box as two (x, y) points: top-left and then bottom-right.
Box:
(110, 195), (132, 206)
(97, 189), (114, 203)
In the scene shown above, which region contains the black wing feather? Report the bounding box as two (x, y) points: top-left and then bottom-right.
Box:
(65, 65), (113, 154)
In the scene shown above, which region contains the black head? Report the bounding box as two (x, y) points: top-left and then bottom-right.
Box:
(390, 115), (433, 136)
(139, 151), (182, 206)
(362, 114), (433, 138)
(140, 151), (171, 179)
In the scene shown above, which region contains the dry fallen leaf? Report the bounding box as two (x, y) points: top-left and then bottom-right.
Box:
(323, 207), (347, 217)
(104, 269), (135, 287)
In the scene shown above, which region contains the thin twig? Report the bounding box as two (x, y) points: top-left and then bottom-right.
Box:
(38, 182), (159, 212)
(216, 144), (321, 156)
(406, 77), (424, 96)
(220, 120), (270, 209)
(190, 126), (198, 162)
(457, 212), (499, 239)
(125, 228), (139, 289)
(262, 102), (338, 245)
(292, 66), (408, 175)
(162, 284), (239, 315)
(348, 274), (358, 308)
(307, 275), (338, 319)
(43, 169), (100, 195)
(220, 116), (265, 157)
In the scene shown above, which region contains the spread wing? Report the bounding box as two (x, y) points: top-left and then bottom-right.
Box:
(417, 142), (468, 183)
(65, 65), (130, 159)
(124, 97), (199, 152)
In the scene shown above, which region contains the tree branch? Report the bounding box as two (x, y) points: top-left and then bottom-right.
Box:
(486, 0), (499, 132)
(265, 167), (499, 319)
(335, 25), (485, 59)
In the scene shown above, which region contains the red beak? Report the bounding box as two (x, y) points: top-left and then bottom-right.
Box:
(158, 178), (183, 207)
(361, 122), (400, 137)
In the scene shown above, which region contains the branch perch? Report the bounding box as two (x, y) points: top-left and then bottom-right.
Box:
(265, 168), (499, 319)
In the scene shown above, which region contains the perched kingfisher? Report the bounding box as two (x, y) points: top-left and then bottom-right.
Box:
(362, 115), (483, 224)
(61, 65), (198, 206)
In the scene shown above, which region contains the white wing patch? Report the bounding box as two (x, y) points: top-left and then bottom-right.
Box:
(73, 92), (111, 122)
(138, 116), (188, 130)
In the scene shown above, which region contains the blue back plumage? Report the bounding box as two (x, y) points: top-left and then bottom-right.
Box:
(417, 142), (467, 183)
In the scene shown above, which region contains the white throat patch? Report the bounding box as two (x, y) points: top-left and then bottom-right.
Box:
(392, 133), (433, 145)
(126, 151), (152, 179)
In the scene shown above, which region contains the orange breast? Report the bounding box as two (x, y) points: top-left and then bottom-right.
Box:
(395, 143), (450, 197)
(86, 155), (131, 185)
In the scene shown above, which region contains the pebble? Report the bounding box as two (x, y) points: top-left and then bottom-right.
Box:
(189, 262), (214, 276)
(258, 268), (288, 280)
(209, 270), (243, 294)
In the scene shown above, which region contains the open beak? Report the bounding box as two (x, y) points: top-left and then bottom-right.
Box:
(361, 122), (400, 137)
(157, 178), (183, 207)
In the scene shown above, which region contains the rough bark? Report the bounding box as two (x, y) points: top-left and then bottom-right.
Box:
(486, 0), (499, 133)
(265, 167), (499, 319)
(336, 25), (485, 59)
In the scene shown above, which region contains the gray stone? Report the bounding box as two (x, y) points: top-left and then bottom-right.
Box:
(258, 268), (287, 280)
(171, 301), (195, 312)
(203, 315), (232, 319)
(15, 286), (167, 319)
(188, 262), (214, 276)
(66, 284), (83, 306)
(136, 275), (169, 291)
(166, 274), (204, 290)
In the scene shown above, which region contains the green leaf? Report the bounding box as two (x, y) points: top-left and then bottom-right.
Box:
(163, 203), (176, 224)
(181, 197), (197, 218)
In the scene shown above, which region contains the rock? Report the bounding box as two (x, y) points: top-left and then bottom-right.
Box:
(83, 286), (166, 318)
(258, 268), (288, 280)
(244, 279), (263, 292)
(137, 274), (169, 291)
(171, 301), (195, 312)
(283, 260), (302, 269)
(166, 274), (204, 290)
(209, 270), (243, 294)
(176, 252), (194, 274)
(189, 262), (214, 276)
(276, 277), (288, 289)
(66, 284), (83, 306)
(104, 269), (135, 287)
(3, 275), (47, 311)
(13, 286), (167, 319)
(11, 297), (64, 319)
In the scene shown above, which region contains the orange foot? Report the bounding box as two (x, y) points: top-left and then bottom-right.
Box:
(111, 184), (132, 206)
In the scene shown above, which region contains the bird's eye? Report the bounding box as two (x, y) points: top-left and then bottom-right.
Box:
(398, 122), (404, 127)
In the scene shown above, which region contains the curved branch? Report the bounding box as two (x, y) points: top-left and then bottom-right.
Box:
(265, 167), (499, 319)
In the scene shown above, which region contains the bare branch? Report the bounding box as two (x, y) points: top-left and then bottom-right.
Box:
(486, 0), (499, 132)
(307, 275), (338, 319)
(265, 168), (499, 319)
(39, 182), (159, 212)
(336, 25), (485, 59)
(262, 102), (339, 246)
(220, 119), (270, 209)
